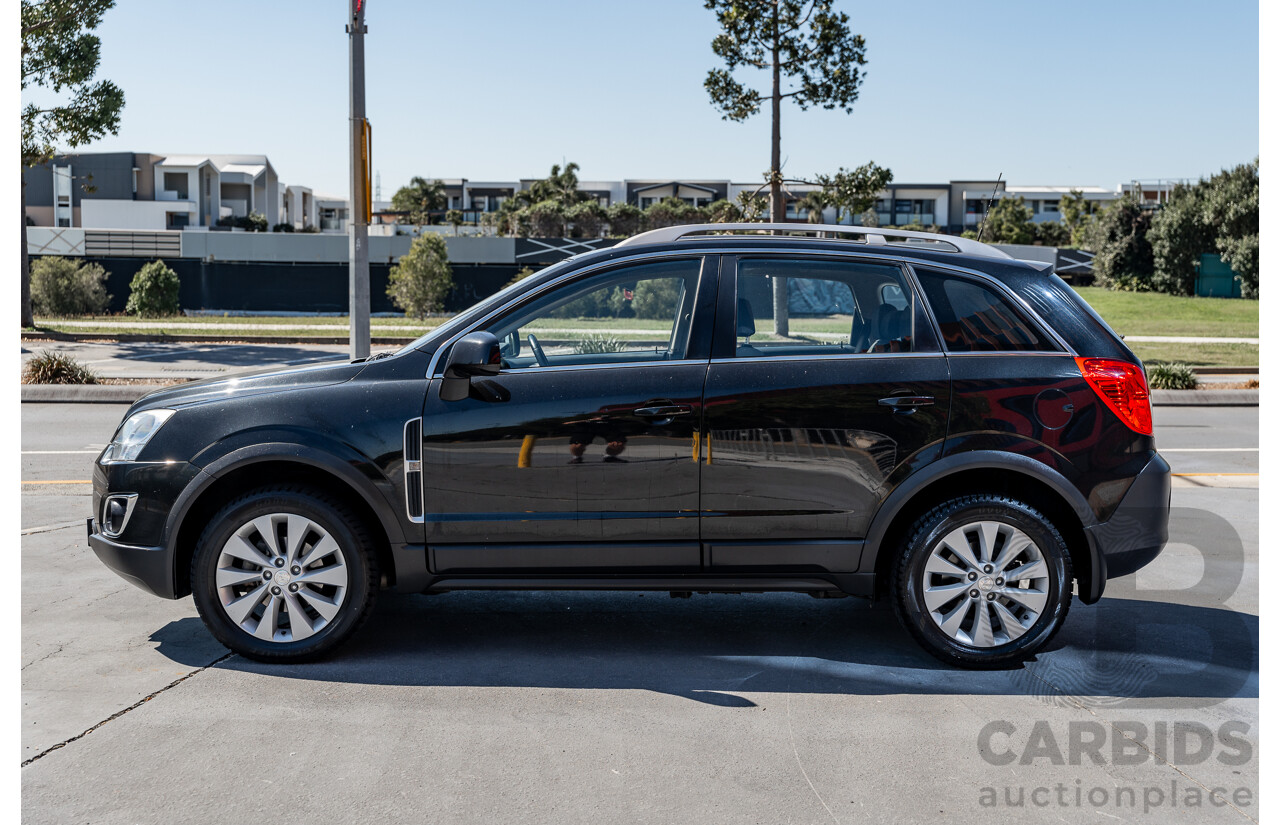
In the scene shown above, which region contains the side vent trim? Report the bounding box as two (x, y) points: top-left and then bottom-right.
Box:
(403, 417), (424, 522)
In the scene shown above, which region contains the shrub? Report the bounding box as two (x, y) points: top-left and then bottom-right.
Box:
(125, 259), (182, 317)
(272, 222), (295, 233)
(605, 203), (643, 237)
(566, 201), (605, 238)
(22, 350), (98, 384)
(29, 256), (111, 316)
(505, 266), (537, 287)
(1146, 362), (1198, 390)
(387, 232), (453, 319)
(574, 334), (626, 354)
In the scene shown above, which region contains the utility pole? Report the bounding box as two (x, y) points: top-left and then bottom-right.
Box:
(347, 0), (370, 360)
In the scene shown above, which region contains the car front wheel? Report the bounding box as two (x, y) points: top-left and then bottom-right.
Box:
(191, 486), (378, 662)
(891, 494), (1072, 668)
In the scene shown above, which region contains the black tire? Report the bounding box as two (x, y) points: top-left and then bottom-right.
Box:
(191, 486), (379, 663)
(891, 494), (1072, 669)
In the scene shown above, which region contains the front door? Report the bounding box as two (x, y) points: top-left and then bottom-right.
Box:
(420, 255), (717, 574)
(699, 254), (952, 572)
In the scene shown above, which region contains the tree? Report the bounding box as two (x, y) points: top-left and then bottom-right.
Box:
(813, 162), (891, 222)
(606, 202), (643, 237)
(125, 259), (180, 317)
(386, 232), (453, 319)
(30, 256), (109, 315)
(21, 0), (125, 328)
(796, 190), (828, 223)
(390, 176), (446, 225)
(1034, 220), (1070, 247)
(706, 199), (742, 223)
(1088, 196), (1155, 291)
(1058, 189), (1097, 247)
(1147, 182), (1212, 296)
(980, 196), (1036, 245)
(445, 209), (464, 235)
(566, 201), (605, 238)
(735, 190), (768, 221)
(1201, 158), (1258, 298)
(705, 0), (868, 335)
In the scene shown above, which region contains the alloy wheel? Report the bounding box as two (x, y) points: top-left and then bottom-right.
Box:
(920, 519), (1050, 648)
(214, 513), (349, 643)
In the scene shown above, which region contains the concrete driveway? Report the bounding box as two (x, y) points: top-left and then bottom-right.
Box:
(21, 403), (1258, 824)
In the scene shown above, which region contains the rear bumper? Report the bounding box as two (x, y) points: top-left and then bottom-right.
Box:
(88, 519), (179, 599)
(1085, 452), (1172, 584)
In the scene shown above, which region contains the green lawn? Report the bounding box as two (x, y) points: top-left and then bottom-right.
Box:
(28, 287), (1261, 367)
(1072, 287), (1258, 338)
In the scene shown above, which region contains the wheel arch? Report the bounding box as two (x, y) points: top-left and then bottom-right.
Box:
(864, 452), (1103, 604)
(167, 446), (405, 599)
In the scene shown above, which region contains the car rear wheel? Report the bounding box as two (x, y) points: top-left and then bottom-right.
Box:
(891, 494), (1071, 668)
(191, 486), (378, 662)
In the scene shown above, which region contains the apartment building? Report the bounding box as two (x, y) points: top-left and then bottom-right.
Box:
(23, 151), (323, 232)
(375, 175), (1137, 234)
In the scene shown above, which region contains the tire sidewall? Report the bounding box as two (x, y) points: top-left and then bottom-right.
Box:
(898, 499), (1070, 666)
(192, 489), (374, 661)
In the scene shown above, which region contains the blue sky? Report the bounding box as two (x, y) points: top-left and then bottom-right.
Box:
(67, 0), (1259, 197)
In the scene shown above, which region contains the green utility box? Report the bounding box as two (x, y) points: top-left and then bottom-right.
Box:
(1196, 253), (1242, 298)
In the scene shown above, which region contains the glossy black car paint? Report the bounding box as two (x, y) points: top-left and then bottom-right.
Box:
(89, 236), (1170, 612)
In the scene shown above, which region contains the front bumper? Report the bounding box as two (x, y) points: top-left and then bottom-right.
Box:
(1085, 451), (1172, 582)
(88, 519), (179, 599)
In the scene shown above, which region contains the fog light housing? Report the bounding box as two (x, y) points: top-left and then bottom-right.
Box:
(101, 494), (138, 538)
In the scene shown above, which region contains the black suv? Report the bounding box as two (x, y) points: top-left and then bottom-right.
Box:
(89, 224), (1170, 668)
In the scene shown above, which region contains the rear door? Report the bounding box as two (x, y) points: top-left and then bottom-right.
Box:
(699, 254), (951, 572)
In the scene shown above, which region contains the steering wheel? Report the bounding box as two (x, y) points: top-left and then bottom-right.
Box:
(526, 333), (549, 367)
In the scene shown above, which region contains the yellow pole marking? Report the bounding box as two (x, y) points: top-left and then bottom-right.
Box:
(517, 435), (537, 468)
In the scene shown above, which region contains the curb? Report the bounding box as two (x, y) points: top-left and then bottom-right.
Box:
(21, 385), (159, 403)
(1151, 389), (1257, 406)
(22, 331), (421, 346)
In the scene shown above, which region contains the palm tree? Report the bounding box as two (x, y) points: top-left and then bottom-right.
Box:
(797, 191), (829, 224)
(391, 177), (447, 224)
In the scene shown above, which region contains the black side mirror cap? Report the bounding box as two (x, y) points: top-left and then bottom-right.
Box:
(441, 332), (502, 401)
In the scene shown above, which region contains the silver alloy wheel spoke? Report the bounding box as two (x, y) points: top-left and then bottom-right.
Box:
(215, 512), (349, 643)
(922, 580), (970, 613)
(921, 519), (1050, 649)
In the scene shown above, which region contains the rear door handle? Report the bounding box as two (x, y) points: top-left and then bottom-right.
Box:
(878, 395), (935, 413)
(634, 405), (692, 418)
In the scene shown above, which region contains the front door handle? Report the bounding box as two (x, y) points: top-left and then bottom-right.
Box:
(634, 404), (692, 418)
(878, 395), (935, 414)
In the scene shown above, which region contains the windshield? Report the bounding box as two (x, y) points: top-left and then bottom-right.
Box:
(393, 257), (580, 356)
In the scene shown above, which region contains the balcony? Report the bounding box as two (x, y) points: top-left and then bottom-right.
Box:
(891, 213), (934, 226)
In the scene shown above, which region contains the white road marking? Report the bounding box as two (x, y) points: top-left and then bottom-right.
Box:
(22, 450), (101, 455)
(1160, 448), (1258, 452)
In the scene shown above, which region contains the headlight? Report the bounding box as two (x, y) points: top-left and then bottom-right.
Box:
(101, 409), (176, 464)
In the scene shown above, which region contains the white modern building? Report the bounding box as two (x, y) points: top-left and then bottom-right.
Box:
(24, 151), (325, 232)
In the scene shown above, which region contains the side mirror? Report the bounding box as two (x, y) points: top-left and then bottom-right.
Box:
(441, 331), (502, 401)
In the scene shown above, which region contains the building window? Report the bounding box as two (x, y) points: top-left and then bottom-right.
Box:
(57, 218), (70, 227)
(163, 172), (188, 200)
(1042, 201), (1060, 213)
(965, 199), (986, 215)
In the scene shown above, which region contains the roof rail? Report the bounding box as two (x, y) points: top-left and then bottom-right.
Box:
(613, 223), (1013, 260)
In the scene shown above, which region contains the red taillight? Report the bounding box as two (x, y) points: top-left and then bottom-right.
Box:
(1075, 357), (1152, 435)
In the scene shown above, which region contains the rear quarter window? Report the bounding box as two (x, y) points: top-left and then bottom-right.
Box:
(914, 268), (1057, 352)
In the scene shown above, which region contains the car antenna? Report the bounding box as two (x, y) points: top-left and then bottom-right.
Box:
(976, 172), (1003, 243)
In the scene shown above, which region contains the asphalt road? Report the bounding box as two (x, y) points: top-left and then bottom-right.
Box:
(21, 403), (1258, 824)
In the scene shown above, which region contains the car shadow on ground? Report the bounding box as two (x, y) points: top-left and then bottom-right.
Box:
(153, 591), (1257, 706)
